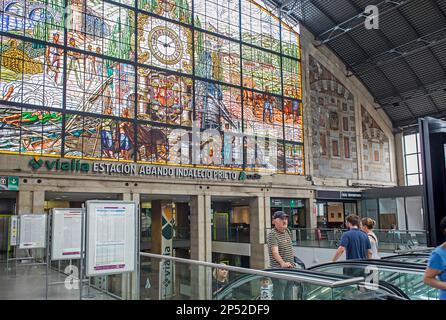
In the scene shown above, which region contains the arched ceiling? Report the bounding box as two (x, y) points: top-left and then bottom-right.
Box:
(265, 0), (446, 130)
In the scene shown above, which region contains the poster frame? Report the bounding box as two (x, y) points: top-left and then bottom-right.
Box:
(51, 208), (84, 261)
(85, 200), (137, 277)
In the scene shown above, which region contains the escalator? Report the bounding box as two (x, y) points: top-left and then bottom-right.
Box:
(215, 268), (408, 300)
(309, 260), (437, 300)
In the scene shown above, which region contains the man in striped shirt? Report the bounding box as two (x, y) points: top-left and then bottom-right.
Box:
(267, 211), (296, 300)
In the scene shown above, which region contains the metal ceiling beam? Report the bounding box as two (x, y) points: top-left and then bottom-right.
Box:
(347, 27), (446, 76)
(308, 0), (417, 122)
(378, 79), (446, 105)
(394, 109), (446, 128)
(388, 3), (444, 113)
(315, 0), (417, 45)
(345, 0), (442, 116)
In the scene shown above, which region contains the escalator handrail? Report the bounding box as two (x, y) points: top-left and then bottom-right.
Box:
(309, 259), (428, 272)
(382, 253), (430, 263)
(216, 269), (408, 300)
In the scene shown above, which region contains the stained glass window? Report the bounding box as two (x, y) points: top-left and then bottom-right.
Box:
(0, 0), (303, 175)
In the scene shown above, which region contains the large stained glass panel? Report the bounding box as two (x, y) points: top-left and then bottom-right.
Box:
(137, 67), (193, 126)
(137, 15), (192, 74)
(281, 24), (300, 60)
(242, 45), (281, 95)
(0, 36), (64, 108)
(0, 106), (62, 156)
(0, 106), (22, 153)
(241, 0), (280, 53)
(138, 0), (192, 24)
(1, 0), (66, 43)
(243, 90), (283, 140)
(0, 0), (303, 175)
(67, 0), (134, 61)
(195, 80), (242, 132)
(194, 0), (240, 39)
(284, 99), (303, 143)
(195, 31), (240, 86)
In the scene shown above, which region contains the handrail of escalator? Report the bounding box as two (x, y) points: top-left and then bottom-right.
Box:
(382, 253), (430, 262)
(394, 247), (433, 254)
(309, 259), (428, 272)
(139, 252), (363, 288)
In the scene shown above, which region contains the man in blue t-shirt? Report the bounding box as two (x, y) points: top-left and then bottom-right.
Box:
(423, 216), (446, 300)
(332, 215), (372, 262)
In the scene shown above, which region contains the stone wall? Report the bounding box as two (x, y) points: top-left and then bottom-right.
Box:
(300, 24), (396, 186)
(309, 55), (358, 179)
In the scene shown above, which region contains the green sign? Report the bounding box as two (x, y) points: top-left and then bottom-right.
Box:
(0, 176), (19, 191)
(29, 157), (90, 173)
(7, 176), (19, 190)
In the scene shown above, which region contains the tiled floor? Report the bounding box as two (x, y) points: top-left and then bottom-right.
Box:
(0, 262), (116, 300)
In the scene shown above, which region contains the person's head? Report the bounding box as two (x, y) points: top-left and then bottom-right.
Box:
(390, 224), (397, 230)
(213, 263), (228, 282)
(440, 216), (446, 237)
(272, 211), (289, 232)
(361, 217), (376, 232)
(260, 277), (271, 287)
(345, 215), (360, 229)
(53, 33), (60, 43)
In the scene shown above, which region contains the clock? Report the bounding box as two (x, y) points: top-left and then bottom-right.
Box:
(148, 26), (183, 66)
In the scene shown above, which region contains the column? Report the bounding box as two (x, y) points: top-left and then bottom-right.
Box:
(32, 191), (45, 213)
(394, 132), (406, 186)
(249, 195), (267, 269)
(189, 194), (212, 299)
(131, 193), (140, 300)
(17, 190), (32, 214)
(120, 193), (137, 300)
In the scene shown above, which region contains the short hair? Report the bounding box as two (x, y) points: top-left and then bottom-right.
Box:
(361, 217), (376, 229)
(346, 215), (360, 227)
(440, 216), (446, 236)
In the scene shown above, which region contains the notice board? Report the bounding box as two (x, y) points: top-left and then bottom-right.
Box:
(19, 214), (47, 249)
(85, 201), (136, 276)
(51, 208), (83, 260)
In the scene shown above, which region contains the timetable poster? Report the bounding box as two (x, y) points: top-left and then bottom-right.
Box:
(19, 214), (47, 249)
(86, 201), (136, 276)
(51, 209), (83, 260)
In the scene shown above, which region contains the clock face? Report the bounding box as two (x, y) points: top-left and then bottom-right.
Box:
(148, 26), (183, 66)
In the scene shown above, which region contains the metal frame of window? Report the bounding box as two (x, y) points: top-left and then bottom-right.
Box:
(403, 132), (422, 186)
(0, 0), (304, 173)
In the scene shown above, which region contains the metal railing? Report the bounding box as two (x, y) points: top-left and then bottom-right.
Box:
(266, 228), (429, 252)
(212, 225), (250, 243)
(138, 252), (364, 300)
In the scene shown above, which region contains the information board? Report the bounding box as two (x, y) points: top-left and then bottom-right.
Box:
(51, 208), (83, 260)
(85, 201), (136, 276)
(9, 215), (18, 246)
(19, 214), (47, 249)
